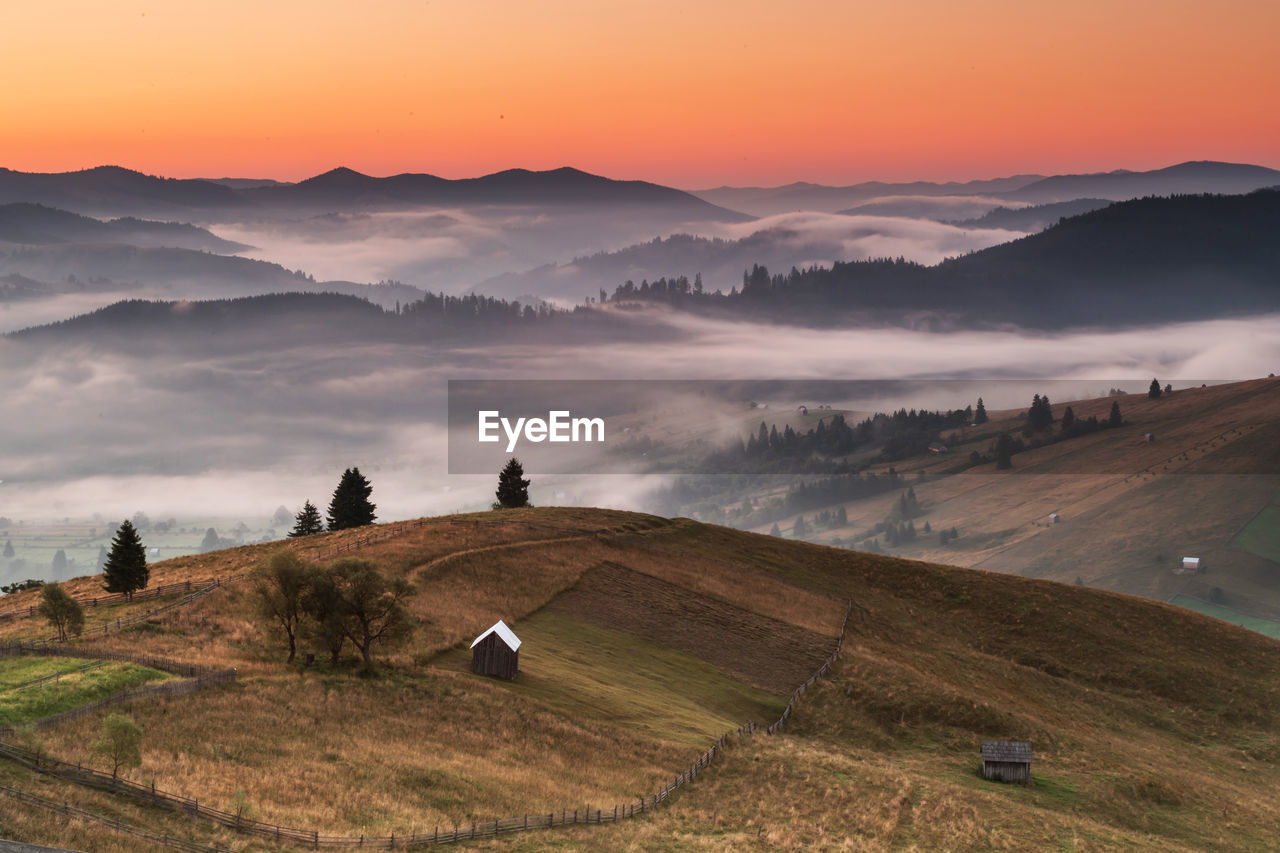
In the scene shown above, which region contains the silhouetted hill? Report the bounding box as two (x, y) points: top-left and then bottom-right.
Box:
(948, 198), (1113, 231)
(0, 203), (250, 252)
(693, 175), (1044, 216)
(245, 166), (751, 220)
(1003, 161), (1280, 204)
(0, 164), (750, 222)
(0, 166), (247, 218)
(604, 190), (1280, 328)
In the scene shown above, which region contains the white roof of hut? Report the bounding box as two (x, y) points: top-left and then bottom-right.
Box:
(471, 619), (521, 651)
(1182, 557), (1201, 567)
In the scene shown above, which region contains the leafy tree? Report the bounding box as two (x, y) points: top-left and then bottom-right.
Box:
(102, 520), (148, 600)
(327, 468), (377, 530)
(289, 501), (324, 537)
(301, 568), (347, 666)
(2, 540), (12, 558)
(995, 433), (1015, 469)
(92, 713), (142, 780)
(1108, 400), (1123, 427)
(1148, 378), (1162, 399)
(494, 457), (531, 509)
(1164, 383), (1172, 394)
(38, 582), (83, 641)
(974, 398), (989, 424)
(200, 528), (219, 553)
(252, 550), (311, 663)
(1, 579), (43, 595)
(325, 558), (415, 666)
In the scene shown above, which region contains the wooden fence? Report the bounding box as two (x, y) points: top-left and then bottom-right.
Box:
(0, 783), (236, 853)
(0, 578), (231, 624)
(767, 600), (853, 735)
(0, 597), (855, 849)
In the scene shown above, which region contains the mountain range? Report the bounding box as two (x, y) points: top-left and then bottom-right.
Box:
(0, 165), (749, 222)
(692, 161), (1280, 216)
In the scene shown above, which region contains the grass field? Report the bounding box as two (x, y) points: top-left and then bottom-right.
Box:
(2, 506), (1279, 851)
(0, 656), (171, 727)
(1229, 504), (1280, 563)
(1171, 594), (1280, 641)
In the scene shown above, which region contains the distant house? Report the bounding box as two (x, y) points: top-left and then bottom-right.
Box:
(798, 405), (808, 415)
(471, 619), (521, 680)
(981, 740), (1033, 784)
(1048, 513), (1059, 524)
(1182, 557), (1202, 572)
(1144, 433), (1155, 443)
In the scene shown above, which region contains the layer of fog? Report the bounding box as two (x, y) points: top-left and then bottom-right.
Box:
(3, 308), (1276, 551)
(838, 194), (1029, 221)
(0, 291), (135, 334)
(205, 207), (1027, 300)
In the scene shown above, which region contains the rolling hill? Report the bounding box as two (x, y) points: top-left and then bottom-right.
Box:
(0, 165), (751, 223)
(0, 203), (250, 253)
(1, 506), (1278, 851)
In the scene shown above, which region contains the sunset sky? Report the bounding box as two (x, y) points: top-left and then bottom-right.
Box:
(2, 0), (1277, 186)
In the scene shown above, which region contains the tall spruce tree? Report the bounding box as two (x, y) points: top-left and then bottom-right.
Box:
(102, 520), (148, 600)
(494, 457), (531, 509)
(1060, 406), (1076, 434)
(327, 468), (376, 530)
(1148, 378), (1162, 399)
(1109, 400), (1123, 427)
(290, 500), (325, 537)
(974, 398), (989, 424)
(995, 433), (1015, 469)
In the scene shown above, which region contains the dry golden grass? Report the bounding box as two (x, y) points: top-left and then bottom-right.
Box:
(5, 504), (1280, 851)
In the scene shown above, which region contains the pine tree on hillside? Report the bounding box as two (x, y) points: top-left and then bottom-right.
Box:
(769, 523), (781, 537)
(793, 515), (807, 537)
(1060, 406), (1076, 434)
(290, 500), (325, 537)
(974, 398), (989, 424)
(494, 458), (531, 509)
(327, 468), (377, 530)
(995, 433), (1015, 469)
(1149, 378), (1162, 399)
(102, 520), (149, 601)
(200, 528), (219, 553)
(1109, 400), (1123, 427)
(51, 549), (67, 575)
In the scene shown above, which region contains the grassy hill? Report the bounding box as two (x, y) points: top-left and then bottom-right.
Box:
(744, 378), (1280, 630)
(0, 507), (1278, 850)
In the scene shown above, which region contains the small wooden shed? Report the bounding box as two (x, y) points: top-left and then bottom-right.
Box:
(980, 740), (1033, 784)
(1182, 557), (1202, 572)
(471, 620), (521, 680)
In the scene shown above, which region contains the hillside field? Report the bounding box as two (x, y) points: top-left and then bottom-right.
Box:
(0, 506), (1277, 851)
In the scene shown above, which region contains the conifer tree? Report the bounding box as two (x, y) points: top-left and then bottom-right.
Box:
(769, 523), (781, 536)
(793, 515), (807, 537)
(327, 468), (377, 530)
(51, 549), (67, 574)
(494, 458), (531, 509)
(974, 398), (989, 424)
(102, 520), (148, 600)
(1108, 400), (1123, 427)
(3, 540), (13, 558)
(1148, 378), (1162, 399)
(289, 501), (325, 537)
(200, 528), (219, 553)
(1060, 406), (1076, 434)
(995, 433), (1015, 469)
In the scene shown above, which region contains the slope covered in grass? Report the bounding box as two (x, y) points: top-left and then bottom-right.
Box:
(0, 507), (1276, 851)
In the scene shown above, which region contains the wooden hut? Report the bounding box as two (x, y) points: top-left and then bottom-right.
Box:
(980, 740), (1032, 784)
(471, 620), (521, 680)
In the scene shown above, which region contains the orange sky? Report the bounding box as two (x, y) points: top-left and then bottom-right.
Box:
(2, 0), (1277, 186)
